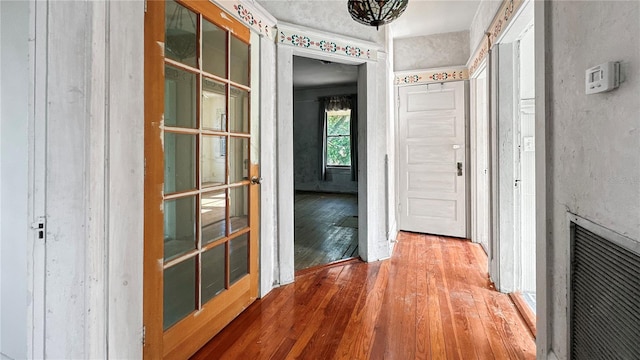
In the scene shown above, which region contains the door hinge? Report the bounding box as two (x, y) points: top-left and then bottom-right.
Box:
(142, 326), (146, 346)
(144, 0), (148, 13)
(31, 216), (46, 241)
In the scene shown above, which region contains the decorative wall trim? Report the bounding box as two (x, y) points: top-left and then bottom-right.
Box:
(487, 0), (525, 46)
(467, 0), (526, 76)
(276, 22), (379, 60)
(468, 35), (490, 76)
(212, 0), (278, 40)
(394, 66), (469, 85)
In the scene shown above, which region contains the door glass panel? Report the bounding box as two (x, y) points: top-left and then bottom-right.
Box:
(229, 233), (248, 285)
(202, 79), (226, 131)
(229, 87), (249, 133)
(230, 36), (249, 86)
(229, 186), (248, 234)
(164, 196), (196, 261)
(202, 135), (226, 187)
(154, 0), (254, 340)
(164, 133), (196, 194)
(165, 66), (197, 128)
(165, 0), (197, 68)
(163, 257), (196, 330)
(202, 19), (226, 78)
(201, 244), (225, 303)
(201, 190), (226, 245)
(228, 137), (248, 184)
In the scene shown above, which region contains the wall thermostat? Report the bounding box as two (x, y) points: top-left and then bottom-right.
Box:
(585, 61), (620, 94)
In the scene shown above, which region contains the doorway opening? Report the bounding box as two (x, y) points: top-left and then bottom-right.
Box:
(292, 56), (360, 272)
(492, 2), (536, 322)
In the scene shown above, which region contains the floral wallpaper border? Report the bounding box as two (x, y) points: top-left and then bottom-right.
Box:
(213, 0), (277, 39)
(468, 0), (525, 76)
(277, 27), (378, 60)
(468, 36), (490, 76)
(395, 68), (469, 85)
(487, 0), (525, 46)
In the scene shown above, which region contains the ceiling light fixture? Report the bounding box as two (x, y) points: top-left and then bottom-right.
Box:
(166, 2), (197, 61)
(347, 0), (408, 31)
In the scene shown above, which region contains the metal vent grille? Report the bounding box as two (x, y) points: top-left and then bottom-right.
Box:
(570, 220), (640, 360)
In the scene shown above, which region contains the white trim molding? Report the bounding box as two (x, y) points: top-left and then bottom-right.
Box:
(534, 0), (548, 358)
(276, 22), (380, 61)
(394, 66), (469, 85)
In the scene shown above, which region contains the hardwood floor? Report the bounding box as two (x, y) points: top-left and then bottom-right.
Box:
(294, 192), (358, 271)
(192, 232), (535, 359)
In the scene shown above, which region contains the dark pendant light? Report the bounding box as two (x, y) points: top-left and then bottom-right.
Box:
(165, 1), (197, 61)
(347, 0), (409, 30)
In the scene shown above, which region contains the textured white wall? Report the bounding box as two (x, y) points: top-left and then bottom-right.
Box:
(293, 84), (358, 194)
(469, 0), (502, 54)
(496, 43), (516, 293)
(393, 31), (470, 71)
(547, 1), (640, 357)
(0, 10), (2, 354)
(0, 1), (29, 359)
(259, 36), (278, 296)
(42, 1), (144, 358)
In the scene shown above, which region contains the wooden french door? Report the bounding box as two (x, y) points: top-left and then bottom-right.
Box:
(144, 1), (259, 358)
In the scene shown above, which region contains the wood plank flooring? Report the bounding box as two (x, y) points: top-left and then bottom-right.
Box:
(192, 232), (535, 359)
(294, 192), (358, 271)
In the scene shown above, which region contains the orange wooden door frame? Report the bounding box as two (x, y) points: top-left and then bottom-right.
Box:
(144, 1), (258, 358)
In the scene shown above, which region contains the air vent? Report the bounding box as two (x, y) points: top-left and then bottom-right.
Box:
(570, 215), (640, 359)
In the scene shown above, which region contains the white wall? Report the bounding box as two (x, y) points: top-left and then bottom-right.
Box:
(37, 1), (144, 358)
(259, 35), (278, 296)
(546, 1), (640, 358)
(0, 9), (3, 355)
(373, 50), (392, 259)
(0, 1), (29, 359)
(494, 43), (517, 292)
(293, 84), (358, 194)
(386, 30), (397, 244)
(393, 31), (470, 71)
(519, 28), (535, 100)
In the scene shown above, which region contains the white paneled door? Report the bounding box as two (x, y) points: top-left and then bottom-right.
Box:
(398, 81), (467, 238)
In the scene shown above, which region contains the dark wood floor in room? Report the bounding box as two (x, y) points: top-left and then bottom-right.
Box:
(293, 192), (358, 271)
(192, 232), (535, 359)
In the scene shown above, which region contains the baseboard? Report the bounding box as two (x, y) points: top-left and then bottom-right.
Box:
(509, 292), (537, 339)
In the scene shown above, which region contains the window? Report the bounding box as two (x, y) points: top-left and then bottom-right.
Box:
(326, 109), (351, 167)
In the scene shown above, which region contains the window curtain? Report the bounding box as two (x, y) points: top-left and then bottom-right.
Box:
(319, 95), (358, 181)
(319, 97), (328, 181)
(349, 94), (358, 181)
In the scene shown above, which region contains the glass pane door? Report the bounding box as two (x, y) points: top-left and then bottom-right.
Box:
(162, 0), (252, 330)
(144, 1), (257, 357)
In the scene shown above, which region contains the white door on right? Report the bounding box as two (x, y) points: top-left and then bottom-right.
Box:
(398, 81), (467, 238)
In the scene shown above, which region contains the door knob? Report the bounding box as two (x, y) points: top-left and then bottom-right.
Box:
(251, 176), (263, 185)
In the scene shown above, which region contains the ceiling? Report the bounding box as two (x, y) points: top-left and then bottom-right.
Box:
(257, 0), (481, 40)
(260, 0), (482, 88)
(390, 0), (481, 39)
